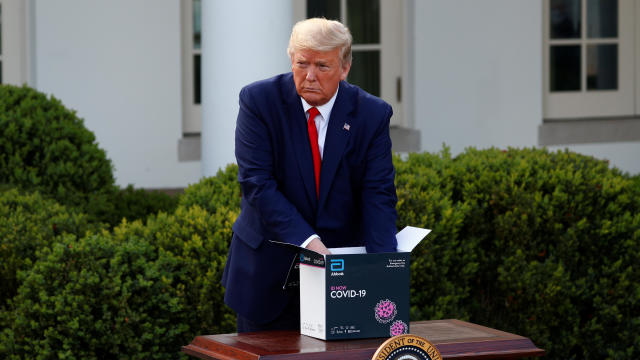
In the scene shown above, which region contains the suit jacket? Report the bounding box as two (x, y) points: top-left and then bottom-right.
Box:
(222, 72), (398, 324)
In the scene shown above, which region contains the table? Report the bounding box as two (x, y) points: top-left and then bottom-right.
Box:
(182, 319), (544, 360)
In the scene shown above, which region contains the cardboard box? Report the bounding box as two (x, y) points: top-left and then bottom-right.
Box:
(274, 226), (430, 340)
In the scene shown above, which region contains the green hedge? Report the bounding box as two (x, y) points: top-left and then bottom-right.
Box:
(0, 84), (117, 223)
(107, 185), (180, 226)
(0, 84), (177, 227)
(1, 234), (188, 360)
(1, 148), (638, 359)
(0, 188), (101, 308)
(111, 205), (238, 336)
(397, 147), (640, 359)
(179, 164), (241, 214)
(1, 203), (237, 359)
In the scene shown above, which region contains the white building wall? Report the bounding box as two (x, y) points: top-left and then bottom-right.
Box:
(33, 0), (201, 188)
(28, 0), (638, 189)
(410, 0), (638, 175)
(411, 0), (543, 155)
(547, 143), (640, 175)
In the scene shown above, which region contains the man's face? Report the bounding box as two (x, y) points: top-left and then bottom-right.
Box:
(291, 48), (351, 106)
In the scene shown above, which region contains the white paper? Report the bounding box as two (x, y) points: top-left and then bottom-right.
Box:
(395, 226), (431, 252)
(328, 246), (367, 255)
(328, 226), (430, 254)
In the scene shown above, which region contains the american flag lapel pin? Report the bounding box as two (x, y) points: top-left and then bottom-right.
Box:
(343, 123), (350, 131)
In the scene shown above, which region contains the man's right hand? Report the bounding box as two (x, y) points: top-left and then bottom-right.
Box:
(306, 237), (331, 255)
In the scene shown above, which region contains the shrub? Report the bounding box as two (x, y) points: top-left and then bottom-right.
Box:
(106, 185), (180, 226)
(0, 84), (117, 223)
(111, 204), (238, 338)
(1, 234), (189, 360)
(179, 164), (241, 214)
(0, 188), (100, 308)
(394, 150), (476, 321)
(400, 147), (640, 359)
(2, 146), (638, 359)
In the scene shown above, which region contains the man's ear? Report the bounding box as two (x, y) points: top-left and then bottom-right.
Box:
(340, 62), (351, 81)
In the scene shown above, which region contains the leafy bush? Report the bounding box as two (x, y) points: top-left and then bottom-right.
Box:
(399, 147), (640, 359)
(2, 146), (638, 360)
(179, 164), (240, 214)
(0, 188), (100, 307)
(1, 234), (189, 360)
(106, 185), (180, 226)
(111, 204), (238, 337)
(1, 169), (236, 359)
(0, 84), (180, 227)
(0, 84), (117, 223)
(394, 149), (475, 321)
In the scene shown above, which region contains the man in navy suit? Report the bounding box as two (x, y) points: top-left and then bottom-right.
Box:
(222, 18), (398, 332)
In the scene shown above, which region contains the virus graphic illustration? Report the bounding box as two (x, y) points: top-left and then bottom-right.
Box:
(374, 299), (397, 323)
(389, 320), (408, 336)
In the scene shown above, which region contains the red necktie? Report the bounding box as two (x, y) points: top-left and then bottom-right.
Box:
(307, 107), (321, 199)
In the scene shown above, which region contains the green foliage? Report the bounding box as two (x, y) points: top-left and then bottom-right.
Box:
(1, 194), (234, 359)
(0, 84), (179, 227)
(1, 234), (189, 360)
(111, 204), (238, 337)
(0, 188), (101, 307)
(399, 147), (640, 359)
(395, 149), (475, 320)
(179, 164), (241, 214)
(0, 84), (117, 223)
(1, 144), (638, 359)
(106, 185), (180, 226)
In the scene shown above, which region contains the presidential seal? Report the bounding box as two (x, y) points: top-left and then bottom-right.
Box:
(371, 334), (442, 360)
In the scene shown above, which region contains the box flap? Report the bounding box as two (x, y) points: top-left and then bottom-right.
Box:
(396, 226), (431, 252)
(281, 253), (300, 290)
(299, 248), (326, 267)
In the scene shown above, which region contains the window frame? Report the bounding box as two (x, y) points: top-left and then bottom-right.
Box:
(181, 0), (202, 135)
(0, 0), (28, 85)
(542, 0), (635, 120)
(294, 0), (404, 127)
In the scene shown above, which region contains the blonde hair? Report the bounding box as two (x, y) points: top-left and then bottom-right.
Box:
(287, 18), (352, 67)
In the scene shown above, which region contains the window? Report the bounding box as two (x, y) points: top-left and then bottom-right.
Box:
(297, 0), (404, 126)
(543, 0), (634, 119)
(181, 0), (202, 134)
(308, 0), (381, 97)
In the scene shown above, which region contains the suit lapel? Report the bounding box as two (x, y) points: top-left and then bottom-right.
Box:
(318, 82), (354, 208)
(284, 76), (318, 208)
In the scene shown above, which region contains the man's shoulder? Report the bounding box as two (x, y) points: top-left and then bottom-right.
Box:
(340, 81), (391, 113)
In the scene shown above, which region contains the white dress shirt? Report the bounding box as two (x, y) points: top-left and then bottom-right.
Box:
(299, 88), (339, 249)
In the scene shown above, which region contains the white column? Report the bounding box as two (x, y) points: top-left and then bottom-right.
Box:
(201, 0), (293, 177)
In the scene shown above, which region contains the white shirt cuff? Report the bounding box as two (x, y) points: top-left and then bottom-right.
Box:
(301, 234), (320, 248)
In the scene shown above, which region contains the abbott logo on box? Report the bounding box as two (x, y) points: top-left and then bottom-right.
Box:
(330, 259), (344, 271)
(330, 259), (344, 276)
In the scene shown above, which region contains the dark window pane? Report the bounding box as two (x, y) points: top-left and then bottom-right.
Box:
(587, 0), (617, 38)
(587, 44), (617, 90)
(550, 0), (581, 39)
(307, 0), (340, 21)
(0, 61), (3, 84)
(550, 45), (581, 91)
(347, 0), (379, 44)
(193, 0), (201, 49)
(1, 3), (3, 55)
(194, 54), (201, 104)
(348, 50), (379, 96)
